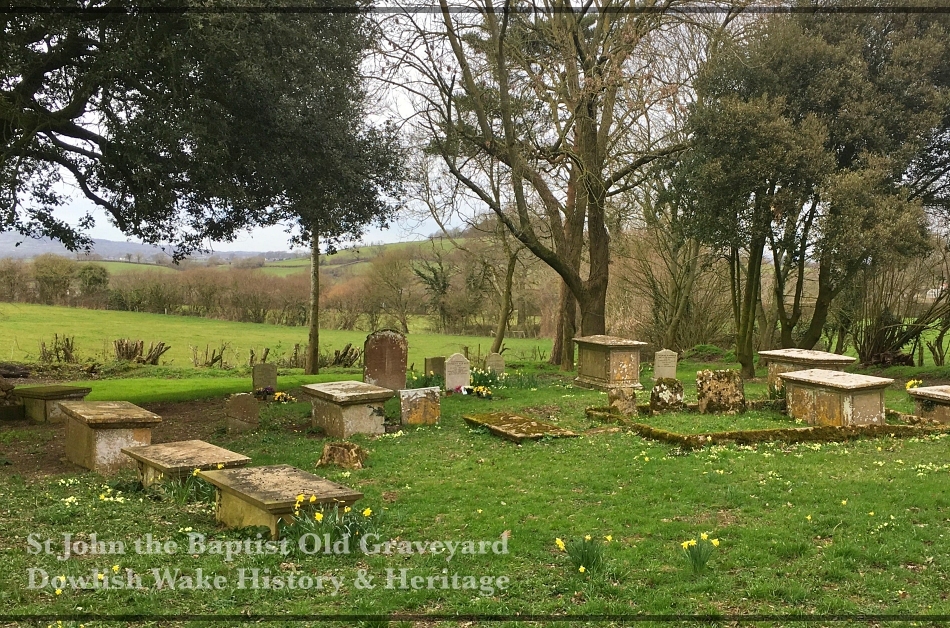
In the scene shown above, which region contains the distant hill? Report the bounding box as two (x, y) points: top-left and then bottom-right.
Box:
(0, 232), (297, 261)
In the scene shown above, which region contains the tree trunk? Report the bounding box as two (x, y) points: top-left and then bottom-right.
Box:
(797, 262), (836, 350)
(549, 281), (578, 370)
(305, 231), (320, 375)
(491, 251), (517, 354)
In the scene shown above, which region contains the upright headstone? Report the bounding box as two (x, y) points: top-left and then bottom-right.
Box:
(485, 352), (505, 374)
(653, 349), (678, 380)
(400, 387), (441, 425)
(252, 363), (278, 392)
(363, 330), (408, 391)
(425, 356), (447, 380)
(696, 370), (745, 414)
(445, 353), (471, 391)
(650, 379), (685, 412)
(226, 393), (260, 434)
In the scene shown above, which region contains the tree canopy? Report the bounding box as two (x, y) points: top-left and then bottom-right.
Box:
(1, 2), (402, 257)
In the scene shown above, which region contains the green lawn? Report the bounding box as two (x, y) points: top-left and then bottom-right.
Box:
(1, 361), (948, 624)
(0, 303), (552, 370)
(81, 261), (178, 275)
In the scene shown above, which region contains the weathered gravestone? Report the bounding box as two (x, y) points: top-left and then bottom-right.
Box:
(650, 378), (685, 412)
(653, 349), (678, 380)
(316, 442), (368, 470)
(696, 370), (745, 414)
(399, 387), (441, 425)
(424, 356), (446, 380)
(252, 363), (278, 392)
(445, 353), (471, 391)
(226, 393), (260, 434)
(363, 330), (408, 391)
(485, 352), (505, 374)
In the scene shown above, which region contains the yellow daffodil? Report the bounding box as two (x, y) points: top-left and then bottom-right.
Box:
(584, 534), (592, 541)
(555, 538), (566, 551)
(681, 541), (690, 550)
(605, 535), (613, 542)
(688, 539), (697, 547)
(711, 539), (720, 547)
(112, 565), (120, 574)
(295, 494), (304, 503)
(309, 495), (317, 504)
(216, 463), (224, 469)
(868, 511), (874, 516)
(644, 457), (650, 462)
(477, 509), (483, 514)
(700, 532), (709, 541)
(841, 500), (847, 505)
(363, 508), (372, 517)
(97, 573), (104, 581)
(344, 506), (351, 513)
(806, 515), (812, 521)
(578, 566), (586, 573)
(192, 468), (200, 477)
(314, 512), (324, 522)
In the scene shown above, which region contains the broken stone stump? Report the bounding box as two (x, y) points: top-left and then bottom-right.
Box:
(252, 363), (278, 393)
(758, 349), (856, 397)
(607, 387), (638, 416)
(14, 385), (92, 423)
(316, 442), (367, 470)
(463, 412), (578, 444)
(300, 381), (394, 438)
(198, 464), (363, 539)
(226, 393), (261, 434)
(573, 335), (647, 391)
(907, 385), (950, 424)
(122, 440), (251, 487)
(650, 378), (685, 412)
(399, 387), (441, 425)
(696, 370), (745, 414)
(781, 369), (892, 426)
(59, 401), (162, 474)
(363, 329), (408, 391)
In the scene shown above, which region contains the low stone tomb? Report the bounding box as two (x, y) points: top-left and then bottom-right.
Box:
(122, 440), (251, 487)
(59, 401), (162, 474)
(424, 356), (446, 380)
(907, 385), (950, 423)
(485, 352), (505, 374)
(758, 349), (855, 396)
(781, 369), (892, 426)
(199, 464), (362, 539)
(301, 381), (394, 438)
(399, 387), (440, 425)
(573, 335), (647, 391)
(252, 363), (278, 393)
(696, 370), (745, 414)
(14, 385), (92, 423)
(463, 412), (578, 444)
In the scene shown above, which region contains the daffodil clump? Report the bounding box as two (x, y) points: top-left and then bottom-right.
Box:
(406, 370), (446, 390)
(471, 367), (508, 389)
(555, 534), (608, 575)
(681, 532), (720, 574)
(906, 379), (923, 391)
(164, 468), (215, 506)
(279, 499), (380, 551)
(272, 391), (297, 403)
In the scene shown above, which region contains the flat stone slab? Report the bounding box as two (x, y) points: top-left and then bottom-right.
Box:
(463, 412), (578, 443)
(779, 369), (893, 391)
(907, 385), (950, 403)
(574, 335), (648, 348)
(199, 464), (362, 514)
(12, 385), (92, 399)
(300, 381), (395, 405)
(122, 440), (250, 485)
(58, 401), (162, 428)
(758, 349), (856, 366)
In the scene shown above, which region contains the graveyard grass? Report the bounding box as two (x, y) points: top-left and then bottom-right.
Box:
(2, 356), (950, 625)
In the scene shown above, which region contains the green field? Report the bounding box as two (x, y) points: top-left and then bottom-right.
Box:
(79, 261), (178, 275)
(0, 303), (551, 369)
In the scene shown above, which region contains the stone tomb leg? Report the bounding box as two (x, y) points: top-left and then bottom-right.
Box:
(58, 401), (162, 474)
(301, 381), (395, 438)
(122, 440), (251, 487)
(199, 465), (363, 539)
(780, 369), (893, 426)
(757, 349), (856, 396)
(13, 385), (92, 423)
(573, 335), (647, 391)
